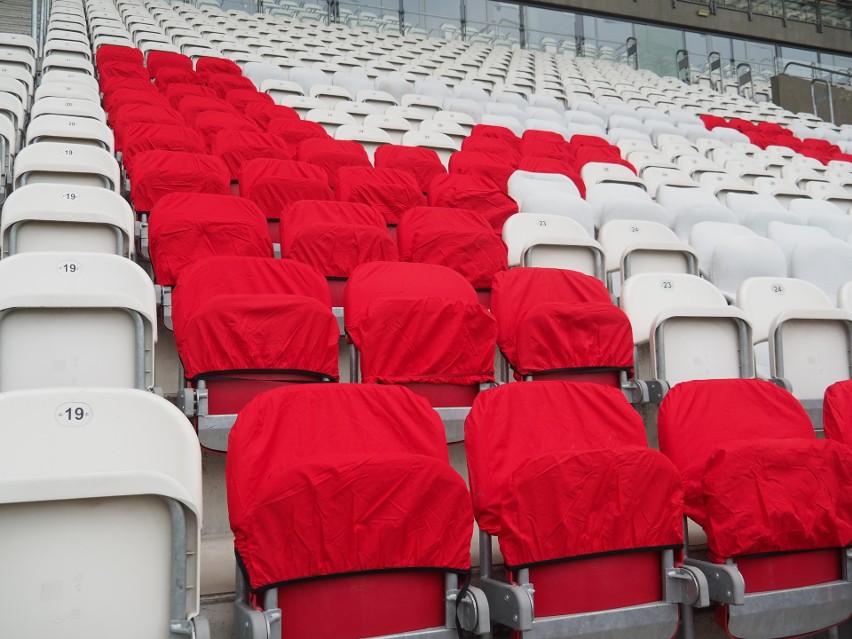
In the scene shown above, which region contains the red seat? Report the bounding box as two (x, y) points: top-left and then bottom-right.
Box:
(465, 381), (684, 633)
(244, 102), (300, 127)
(95, 44), (144, 67)
(206, 73), (256, 98)
(516, 157), (586, 197)
(491, 268), (633, 382)
(269, 118), (329, 147)
(468, 123), (521, 151)
(227, 383), (477, 639)
(97, 61), (150, 91)
(146, 50), (193, 78)
(225, 89), (274, 111)
(373, 145), (446, 193)
(130, 150), (230, 214)
(659, 379), (852, 638)
(163, 82), (218, 109)
(238, 158), (333, 223)
(297, 138), (371, 189)
(448, 151), (517, 192)
(461, 136), (522, 164)
(109, 103), (185, 151)
(121, 123), (207, 176)
(336, 166), (426, 225)
(397, 206), (506, 300)
(175, 94), (237, 126)
(824, 380), (852, 446)
(194, 111), (261, 150)
(195, 56), (242, 81)
(148, 193), (272, 287)
(101, 86), (164, 113)
(153, 66), (200, 89)
(427, 174), (517, 233)
(211, 130), (294, 181)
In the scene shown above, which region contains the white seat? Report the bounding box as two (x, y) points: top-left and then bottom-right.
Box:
(766, 221), (832, 271)
(334, 124), (391, 162)
(26, 115), (115, 154)
(791, 238), (852, 298)
(309, 83), (353, 109)
(355, 89), (397, 109)
(13, 142), (120, 191)
(807, 210), (852, 240)
(40, 70), (99, 94)
(0, 387), (204, 639)
(502, 212), (604, 279)
(806, 181), (852, 213)
(1, 184), (134, 258)
(516, 190), (595, 236)
(0, 64), (34, 98)
(710, 235), (787, 301)
(399, 130), (458, 167)
(304, 108), (356, 136)
(598, 219), (698, 295)
(30, 96), (106, 123)
(620, 273), (753, 385)
(0, 252), (156, 391)
(433, 110), (476, 135)
(507, 170), (580, 202)
(363, 113), (412, 145)
(34, 80), (99, 103)
(737, 276), (852, 402)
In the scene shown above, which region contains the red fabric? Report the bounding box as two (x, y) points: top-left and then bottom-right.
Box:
(147, 50), (193, 78)
(345, 262), (495, 384)
(121, 124), (206, 176)
(427, 174), (518, 233)
(100, 76), (157, 99)
(245, 102), (300, 127)
(469, 124), (521, 150)
(176, 95), (236, 126)
(449, 151), (517, 191)
(164, 83), (218, 109)
(148, 193), (271, 285)
(178, 294), (339, 379)
(658, 379), (852, 558)
(130, 150), (230, 212)
(522, 130), (568, 145)
(211, 130), (294, 180)
(269, 119), (329, 146)
(491, 268), (633, 377)
(95, 44), (143, 67)
(699, 114), (728, 130)
(465, 382), (683, 566)
(397, 207), (507, 288)
(337, 167), (426, 224)
(824, 380), (852, 446)
(102, 87), (163, 113)
(226, 89), (274, 111)
(374, 145), (446, 193)
(194, 111), (260, 150)
(344, 261), (479, 340)
(461, 137), (522, 164)
(570, 135), (611, 148)
(172, 256), (331, 337)
(227, 384), (472, 589)
(281, 200), (386, 229)
(298, 139), (371, 189)
(98, 62), (149, 88)
(154, 67), (199, 89)
(195, 56), (242, 81)
(110, 103), (184, 151)
(206, 73), (256, 98)
(239, 158), (332, 215)
(520, 139), (573, 160)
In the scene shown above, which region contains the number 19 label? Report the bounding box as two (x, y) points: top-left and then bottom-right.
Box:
(56, 402), (92, 426)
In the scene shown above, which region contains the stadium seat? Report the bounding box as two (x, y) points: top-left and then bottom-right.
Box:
(0, 252), (156, 391)
(173, 257), (339, 451)
(344, 261), (497, 441)
(0, 388), (207, 639)
(658, 379), (852, 639)
(737, 276), (852, 405)
(621, 273), (753, 387)
(466, 382), (700, 638)
(336, 165), (426, 229)
(13, 141), (119, 191)
(428, 173), (518, 232)
(227, 384), (489, 638)
(128, 150), (230, 213)
(1, 183), (133, 257)
(373, 144), (447, 192)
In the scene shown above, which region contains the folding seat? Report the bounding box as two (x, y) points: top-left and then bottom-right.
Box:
(791, 238), (852, 298)
(1, 183), (133, 257)
(449, 150), (518, 193)
(345, 262), (497, 441)
(620, 273), (753, 386)
(766, 221), (832, 269)
(268, 117), (329, 148)
(373, 144), (446, 193)
(599, 219), (698, 294)
(121, 124), (206, 178)
(172, 257), (339, 451)
(806, 208), (852, 239)
(244, 101), (300, 127)
(658, 378), (852, 639)
(0, 388), (207, 639)
(147, 192), (272, 295)
(146, 49), (193, 78)
(502, 213), (604, 280)
(806, 181), (852, 213)
(238, 156), (333, 222)
(25, 115), (114, 154)
(279, 198), (396, 307)
(432, 109), (476, 135)
(333, 123), (393, 162)
(0, 252), (156, 391)
(824, 379), (852, 445)
(195, 55), (241, 81)
(110, 103), (186, 152)
(227, 384), (489, 638)
(397, 206), (506, 306)
(737, 275), (852, 404)
(336, 165), (426, 228)
(13, 142), (119, 191)
(467, 381), (696, 638)
(194, 110), (261, 150)
(296, 136), (370, 187)
(428, 174), (518, 233)
(174, 94), (236, 127)
(129, 150), (229, 216)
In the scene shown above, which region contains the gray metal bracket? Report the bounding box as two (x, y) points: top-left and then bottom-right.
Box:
(176, 387), (196, 418)
(449, 585), (491, 635)
(684, 558), (745, 605)
(479, 576), (534, 631)
(192, 615), (210, 639)
(154, 285), (173, 330)
(233, 600), (281, 639)
(139, 218), (149, 260)
(622, 379), (669, 405)
(169, 619), (194, 638)
(665, 565), (710, 608)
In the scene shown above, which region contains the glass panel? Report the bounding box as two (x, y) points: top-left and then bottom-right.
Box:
(524, 4), (576, 53)
(402, 0), (460, 38)
(780, 44), (819, 78)
(465, 0), (521, 47)
(633, 23), (682, 78)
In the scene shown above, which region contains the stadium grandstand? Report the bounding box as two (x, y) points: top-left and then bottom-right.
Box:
(2, 0), (852, 638)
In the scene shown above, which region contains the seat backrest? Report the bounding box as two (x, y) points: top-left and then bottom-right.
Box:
(737, 276), (835, 342)
(791, 238), (852, 298)
(598, 219), (691, 276)
(0, 387), (202, 638)
(502, 212), (600, 273)
(0, 252), (156, 390)
(766, 221), (832, 268)
(13, 141), (119, 191)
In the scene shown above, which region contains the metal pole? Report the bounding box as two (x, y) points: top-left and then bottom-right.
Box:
(31, 0), (38, 52)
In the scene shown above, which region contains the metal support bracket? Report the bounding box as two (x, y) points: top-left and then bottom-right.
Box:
(684, 559), (745, 605)
(622, 379), (669, 405)
(176, 387), (196, 418)
(169, 619), (194, 638)
(140, 219), (149, 259)
(479, 576), (534, 631)
(665, 565), (710, 608)
(449, 585), (491, 635)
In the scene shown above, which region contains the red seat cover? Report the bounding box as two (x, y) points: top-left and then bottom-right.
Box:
(336, 167), (426, 224)
(427, 174), (518, 233)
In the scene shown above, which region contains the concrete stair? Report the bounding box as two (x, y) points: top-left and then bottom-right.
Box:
(0, 0), (33, 36)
